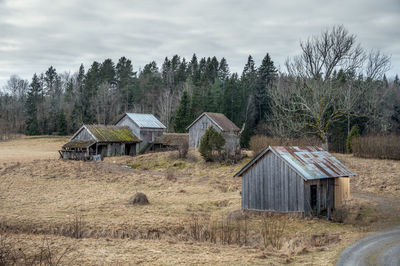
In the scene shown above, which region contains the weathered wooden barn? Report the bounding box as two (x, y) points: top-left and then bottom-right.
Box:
(115, 113), (166, 154)
(60, 125), (141, 160)
(234, 146), (355, 218)
(187, 112), (240, 154)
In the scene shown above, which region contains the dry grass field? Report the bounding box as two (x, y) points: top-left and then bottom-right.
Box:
(1, 136), (399, 265)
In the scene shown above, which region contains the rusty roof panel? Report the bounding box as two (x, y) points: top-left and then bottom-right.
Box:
(234, 146), (356, 179)
(272, 146), (355, 180)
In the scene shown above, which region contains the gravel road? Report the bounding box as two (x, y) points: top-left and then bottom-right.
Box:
(336, 227), (400, 266)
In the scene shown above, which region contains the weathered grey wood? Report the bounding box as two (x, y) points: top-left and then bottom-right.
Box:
(187, 113), (240, 154)
(241, 149), (309, 213)
(116, 114), (164, 153)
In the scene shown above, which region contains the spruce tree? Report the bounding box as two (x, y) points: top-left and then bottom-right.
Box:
(57, 111), (68, 135)
(174, 91), (191, 132)
(25, 74), (41, 135)
(254, 53), (277, 124)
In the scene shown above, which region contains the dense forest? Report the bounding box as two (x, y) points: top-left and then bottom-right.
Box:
(1, 26), (399, 152)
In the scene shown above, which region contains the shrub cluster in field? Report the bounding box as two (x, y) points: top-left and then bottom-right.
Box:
(352, 136), (400, 160)
(187, 213), (287, 249)
(0, 235), (74, 265)
(249, 135), (322, 155)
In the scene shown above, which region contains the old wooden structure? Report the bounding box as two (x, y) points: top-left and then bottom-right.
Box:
(154, 133), (189, 151)
(60, 125), (141, 160)
(234, 146), (355, 218)
(187, 112), (240, 154)
(115, 113), (166, 154)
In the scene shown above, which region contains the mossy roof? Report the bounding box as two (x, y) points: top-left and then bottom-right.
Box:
(85, 125), (141, 143)
(154, 133), (188, 146)
(63, 141), (95, 149)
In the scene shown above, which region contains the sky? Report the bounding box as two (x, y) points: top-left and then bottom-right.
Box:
(0, 0), (399, 88)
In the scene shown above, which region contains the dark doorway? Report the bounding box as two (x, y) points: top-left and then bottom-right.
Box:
(310, 185), (317, 210)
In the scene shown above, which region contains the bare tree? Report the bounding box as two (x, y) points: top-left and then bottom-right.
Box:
(366, 50), (391, 80)
(274, 25), (390, 150)
(286, 25), (365, 81)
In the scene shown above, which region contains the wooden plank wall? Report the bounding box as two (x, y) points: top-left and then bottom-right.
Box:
(241, 151), (305, 212)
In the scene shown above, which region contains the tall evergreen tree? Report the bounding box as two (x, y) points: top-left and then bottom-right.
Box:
(25, 74), (41, 135)
(174, 91), (191, 132)
(254, 53), (277, 124)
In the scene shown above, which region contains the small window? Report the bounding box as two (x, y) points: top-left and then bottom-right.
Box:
(202, 122), (208, 130)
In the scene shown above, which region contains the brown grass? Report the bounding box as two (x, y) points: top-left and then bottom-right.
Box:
(249, 135), (322, 155)
(335, 153), (400, 199)
(0, 136), (399, 264)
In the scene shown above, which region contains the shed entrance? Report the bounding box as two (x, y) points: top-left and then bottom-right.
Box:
(310, 185), (317, 210)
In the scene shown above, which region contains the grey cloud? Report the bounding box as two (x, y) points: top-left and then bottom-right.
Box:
(0, 0), (399, 87)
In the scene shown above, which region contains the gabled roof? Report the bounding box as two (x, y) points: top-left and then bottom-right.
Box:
(119, 113), (166, 129)
(71, 125), (141, 143)
(186, 112), (240, 132)
(62, 140), (96, 149)
(234, 146), (356, 180)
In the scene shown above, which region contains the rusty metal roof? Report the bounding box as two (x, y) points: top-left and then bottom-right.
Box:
(234, 146), (355, 180)
(186, 112), (240, 132)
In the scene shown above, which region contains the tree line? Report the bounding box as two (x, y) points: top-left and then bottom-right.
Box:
(1, 25), (399, 152)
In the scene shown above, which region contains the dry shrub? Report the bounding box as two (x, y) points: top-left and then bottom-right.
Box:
(70, 210), (85, 239)
(0, 235), (74, 265)
(261, 215), (287, 250)
(187, 214), (248, 246)
(249, 135), (322, 156)
(178, 141), (189, 158)
(352, 136), (400, 160)
(129, 192), (150, 205)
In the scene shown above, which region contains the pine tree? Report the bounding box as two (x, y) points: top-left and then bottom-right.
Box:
(174, 91), (191, 132)
(25, 74), (41, 135)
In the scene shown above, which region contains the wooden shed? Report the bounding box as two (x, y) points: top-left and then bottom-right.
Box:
(115, 113), (166, 154)
(60, 125), (141, 160)
(186, 112), (240, 154)
(234, 146), (355, 218)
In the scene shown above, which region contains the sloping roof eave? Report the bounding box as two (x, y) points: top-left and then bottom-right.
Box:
(234, 146), (356, 180)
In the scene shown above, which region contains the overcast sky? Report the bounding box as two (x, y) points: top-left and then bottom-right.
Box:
(1, 0), (399, 87)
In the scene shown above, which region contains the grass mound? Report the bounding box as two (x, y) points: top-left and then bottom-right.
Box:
(129, 192), (150, 205)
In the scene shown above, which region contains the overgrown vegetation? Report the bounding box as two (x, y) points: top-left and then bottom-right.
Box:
(0, 235), (74, 265)
(352, 136), (400, 160)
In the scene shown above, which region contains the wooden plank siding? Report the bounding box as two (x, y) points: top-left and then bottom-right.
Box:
(241, 151), (305, 213)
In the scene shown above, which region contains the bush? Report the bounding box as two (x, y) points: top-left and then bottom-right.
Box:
(346, 125), (360, 153)
(199, 127), (225, 162)
(352, 136), (400, 160)
(249, 135), (322, 156)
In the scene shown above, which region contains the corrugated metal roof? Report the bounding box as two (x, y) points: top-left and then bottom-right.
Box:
(186, 112), (240, 132)
(126, 113), (166, 129)
(85, 125), (141, 143)
(234, 146), (355, 180)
